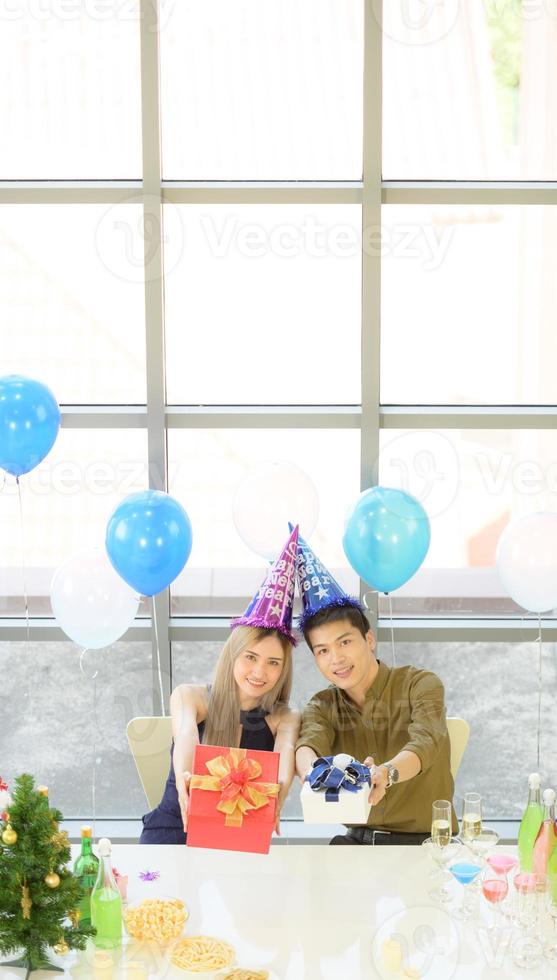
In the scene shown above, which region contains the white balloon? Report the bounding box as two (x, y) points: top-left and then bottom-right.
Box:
(496, 513), (557, 613)
(51, 549), (140, 648)
(233, 461), (319, 560)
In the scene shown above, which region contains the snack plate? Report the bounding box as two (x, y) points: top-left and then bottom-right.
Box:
(123, 895), (189, 946)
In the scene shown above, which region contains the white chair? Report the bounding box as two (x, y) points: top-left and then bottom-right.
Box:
(126, 716), (173, 809)
(446, 716), (470, 779)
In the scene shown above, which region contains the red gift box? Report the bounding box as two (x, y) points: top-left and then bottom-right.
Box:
(186, 744), (280, 854)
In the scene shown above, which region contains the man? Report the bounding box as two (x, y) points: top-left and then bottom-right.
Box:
(293, 532), (457, 845)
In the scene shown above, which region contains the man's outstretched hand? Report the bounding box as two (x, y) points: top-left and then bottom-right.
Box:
(364, 756), (389, 806)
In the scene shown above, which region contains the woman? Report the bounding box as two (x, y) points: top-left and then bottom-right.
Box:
(140, 526), (301, 844)
(140, 626), (299, 843)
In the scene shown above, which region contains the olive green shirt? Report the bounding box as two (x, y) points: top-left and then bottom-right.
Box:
(297, 661), (458, 834)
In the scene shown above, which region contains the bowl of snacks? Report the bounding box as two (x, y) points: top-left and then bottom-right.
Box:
(170, 934), (235, 978)
(124, 897), (188, 945)
(223, 971), (271, 980)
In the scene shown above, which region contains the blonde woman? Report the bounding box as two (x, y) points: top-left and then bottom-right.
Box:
(139, 527), (301, 844)
(139, 626), (299, 844)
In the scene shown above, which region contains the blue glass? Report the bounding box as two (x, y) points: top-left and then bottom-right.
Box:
(449, 861), (483, 920)
(450, 862), (482, 885)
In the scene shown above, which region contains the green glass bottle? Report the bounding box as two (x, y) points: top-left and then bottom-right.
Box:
(91, 838), (122, 949)
(518, 772), (544, 872)
(73, 826), (99, 925)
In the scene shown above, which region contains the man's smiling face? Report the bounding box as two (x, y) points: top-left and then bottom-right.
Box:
(307, 617), (376, 695)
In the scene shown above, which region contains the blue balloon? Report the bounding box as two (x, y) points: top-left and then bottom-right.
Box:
(106, 490), (193, 596)
(0, 375), (61, 476)
(343, 486), (430, 593)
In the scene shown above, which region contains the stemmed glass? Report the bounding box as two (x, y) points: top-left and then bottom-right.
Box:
(431, 799), (452, 847)
(481, 867), (509, 931)
(545, 872), (557, 961)
(512, 871), (547, 970)
(466, 828), (500, 866)
(448, 860), (483, 919)
(421, 836), (462, 904)
(487, 853), (518, 920)
(461, 793), (482, 842)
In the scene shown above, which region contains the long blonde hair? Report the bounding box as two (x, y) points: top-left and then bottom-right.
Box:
(202, 626), (293, 748)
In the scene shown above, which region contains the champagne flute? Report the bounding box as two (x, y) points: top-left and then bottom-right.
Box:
(431, 800), (452, 848)
(461, 792), (482, 841)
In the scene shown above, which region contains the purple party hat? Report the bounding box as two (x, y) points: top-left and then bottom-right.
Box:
(231, 525), (299, 645)
(289, 523), (364, 631)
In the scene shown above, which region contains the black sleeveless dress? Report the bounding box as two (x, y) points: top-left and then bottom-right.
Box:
(139, 706), (275, 844)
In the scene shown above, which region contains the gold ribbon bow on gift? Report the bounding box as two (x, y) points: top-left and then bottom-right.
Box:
(190, 748), (279, 828)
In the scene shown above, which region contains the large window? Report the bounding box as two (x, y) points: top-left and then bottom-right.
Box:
(1, 0), (555, 821)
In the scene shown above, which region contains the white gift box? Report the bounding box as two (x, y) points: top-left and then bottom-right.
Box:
(301, 754), (372, 825)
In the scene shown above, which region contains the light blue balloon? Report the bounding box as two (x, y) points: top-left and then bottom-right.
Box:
(343, 486), (430, 593)
(0, 375), (61, 476)
(106, 490), (193, 597)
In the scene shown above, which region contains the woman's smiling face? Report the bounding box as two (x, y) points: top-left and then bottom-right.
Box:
(233, 633), (285, 704)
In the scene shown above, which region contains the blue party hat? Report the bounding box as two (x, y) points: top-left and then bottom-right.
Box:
(289, 523), (364, 631)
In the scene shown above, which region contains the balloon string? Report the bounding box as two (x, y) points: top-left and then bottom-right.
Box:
(15, 477), (30, 649)
(536, 613), (542, 774)
(388, 593), (396, 668)
(152, 597), (166, 717)
(80, 648), (98, 838)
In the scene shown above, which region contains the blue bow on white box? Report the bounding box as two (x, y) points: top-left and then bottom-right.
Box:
(306, 753), (372, 802)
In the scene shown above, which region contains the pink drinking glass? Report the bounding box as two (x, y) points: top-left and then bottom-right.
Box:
(487, 853), (518, 919)
(482, 868), (509, 932)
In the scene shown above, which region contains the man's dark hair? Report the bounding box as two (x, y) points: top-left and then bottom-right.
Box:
(302, 603), (371, 648)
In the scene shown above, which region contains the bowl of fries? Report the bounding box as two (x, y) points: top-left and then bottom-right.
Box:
(124, 897), (188, 945)
(170, 934), (236, 977)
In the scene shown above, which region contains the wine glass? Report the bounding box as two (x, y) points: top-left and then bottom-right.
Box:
(481, 867), (509, 932)
(448, 860), (483, 919)
(512, 871), (545, 970)
(467, 828), (500, 866)
(431, 799), (452, 847)
(487, 852), (518, 920)
(545, 872), (557, 961)
(421, 836), (462, 904)
(461, 792), (482, 842)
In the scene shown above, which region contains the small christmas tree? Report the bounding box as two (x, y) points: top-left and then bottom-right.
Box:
(0, 773), (95, 978)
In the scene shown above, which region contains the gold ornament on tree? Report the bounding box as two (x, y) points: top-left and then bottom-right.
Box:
(21, 884), (32, 920)
(53, 939), (69, 956)
(69, 908), (81, 928)
(2, 824), (17, 845)
(51, 829), (70, 851)
(44, 871), (60, 889)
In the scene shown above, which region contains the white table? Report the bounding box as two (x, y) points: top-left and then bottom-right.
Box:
(1, 843), (554, 979)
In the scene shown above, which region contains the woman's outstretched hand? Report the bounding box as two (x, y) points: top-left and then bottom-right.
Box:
(178, 771), (192, 833)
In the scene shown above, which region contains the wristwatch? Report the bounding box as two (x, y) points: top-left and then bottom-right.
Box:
(382, 763), (399, 789)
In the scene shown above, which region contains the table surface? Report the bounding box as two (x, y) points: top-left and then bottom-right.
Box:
(0, 842), (553, 980)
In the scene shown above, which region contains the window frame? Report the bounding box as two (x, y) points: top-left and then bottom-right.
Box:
(2, 0), (556, 822)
